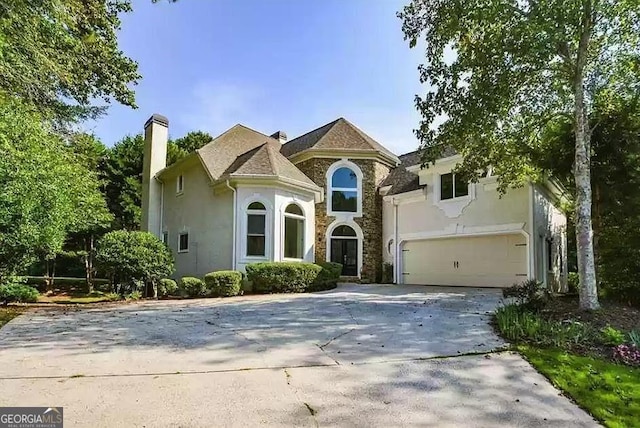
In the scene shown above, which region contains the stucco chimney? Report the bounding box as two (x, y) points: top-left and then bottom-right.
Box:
(141, 114), (168, 236)
(270, 130), (287, 143)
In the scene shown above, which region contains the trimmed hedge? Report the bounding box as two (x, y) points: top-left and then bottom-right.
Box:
(312, 262), (342, 291)
(205, 271), (242, 297)
(0, 284), (39, 303)
(158, 278), (178, 297)
(179, 277), (207, 297)
(246, 262), (337, 294)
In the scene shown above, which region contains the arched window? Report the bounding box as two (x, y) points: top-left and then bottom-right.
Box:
(330, 167), (358, 213)
(284, 203), (304, 259)
(246, 202), (266, 256)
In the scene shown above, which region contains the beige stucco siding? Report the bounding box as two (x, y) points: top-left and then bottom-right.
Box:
(161, 160), (233, 279)
(532, 185), (568, 291)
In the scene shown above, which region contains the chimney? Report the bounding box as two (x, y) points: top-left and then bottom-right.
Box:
(141, 114), (168, 236)
(270, 130), (287, 144)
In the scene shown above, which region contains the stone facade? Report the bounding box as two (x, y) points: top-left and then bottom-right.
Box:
(296, 157), (391, 282)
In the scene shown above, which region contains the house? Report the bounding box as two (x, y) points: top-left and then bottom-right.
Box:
(141, 114), (567, 290)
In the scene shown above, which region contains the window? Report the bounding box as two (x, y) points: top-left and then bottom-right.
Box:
(330, 167), (358, 212)
(162, 231), (169, 246)
(284, 204), (305, 259)
(440, 173), (468, 200)
(178, 232), (189, 253)
(247, 202), (266, 257)
(387, 238), (394, 256)
(177, 174), (184, 194)
(546, 239), (553, 272)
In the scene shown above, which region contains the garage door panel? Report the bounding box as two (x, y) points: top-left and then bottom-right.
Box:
(402, 234), (528, 288)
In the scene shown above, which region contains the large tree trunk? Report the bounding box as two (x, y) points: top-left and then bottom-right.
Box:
(84, 235), (95, 294)
(574, 79), (599, 310)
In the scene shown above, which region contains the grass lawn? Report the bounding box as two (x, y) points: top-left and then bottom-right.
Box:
(37, 290), (120, 304)
(0, 307), (25, 328)
(519, 345), (640, 428)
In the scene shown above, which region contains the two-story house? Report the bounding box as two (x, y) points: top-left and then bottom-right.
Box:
(141, 114), (567, 290)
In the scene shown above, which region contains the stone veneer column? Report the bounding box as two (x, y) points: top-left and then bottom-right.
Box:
(295, 158), (389, 283)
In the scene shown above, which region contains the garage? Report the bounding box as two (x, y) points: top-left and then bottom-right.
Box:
(401, 234), (528, 287)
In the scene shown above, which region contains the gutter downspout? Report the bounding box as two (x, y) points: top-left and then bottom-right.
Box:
(225, 180), (237, 271)
(393, 198), (399, 284)
(159, 180), (164, 237)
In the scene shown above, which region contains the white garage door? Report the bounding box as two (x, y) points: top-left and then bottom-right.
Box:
(402, 234), (528, 287)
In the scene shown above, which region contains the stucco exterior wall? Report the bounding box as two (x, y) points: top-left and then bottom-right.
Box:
(160, 160), (233, 279)
(533, 185), (568, 291)
(234, 185), (316, 273)
(296, 157), (389, 282)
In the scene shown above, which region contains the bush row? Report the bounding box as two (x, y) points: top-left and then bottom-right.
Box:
(246, 261), (341, 294)
(0, 284), (39, 303)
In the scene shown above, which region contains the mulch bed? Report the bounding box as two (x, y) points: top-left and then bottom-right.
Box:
(537, 295), (640, 360)
(541, 295), (640, 332)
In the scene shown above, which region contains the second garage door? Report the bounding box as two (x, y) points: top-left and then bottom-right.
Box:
(402, 234), (528, 287)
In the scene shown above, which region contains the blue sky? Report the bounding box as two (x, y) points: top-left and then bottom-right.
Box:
(86, 0), (426, 155)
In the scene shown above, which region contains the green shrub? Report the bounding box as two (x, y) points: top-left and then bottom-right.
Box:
(0, 284), (39, 303)
(204, 271), (242, 297)
(567, 272), (579, 294)
(601, 325), (626, 346)
(125, 290), (142, 301)
(104, 292), (121, 302)
(179, 277), (207, 297)
(503, 279), (550, 310)
(629, 330), (640, 348)
(96, 230), (174, 295)
(495, 303), (597, 348)
(311, 262), (342, 291)
(381, 262), (394, 284)
(246, 262), (323, 294)
(158, 278), (178, 297)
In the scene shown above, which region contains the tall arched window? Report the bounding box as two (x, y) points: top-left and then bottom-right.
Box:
(330, 167), (358, 213)
(284, 204), (304, 259)
(246, 202), (266, 256)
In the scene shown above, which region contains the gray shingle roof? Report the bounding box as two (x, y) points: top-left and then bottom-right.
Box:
(220, 141), (319, 189)
(280, 117), (399, 162)
(381, 150), (424, 196)
(196, 124), (279, 180)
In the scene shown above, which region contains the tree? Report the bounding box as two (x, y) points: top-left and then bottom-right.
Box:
(0, 0), (140, 126)
(65, 134), (114, 291)
(538, 96), (640, 305)
(103, 134), (145, 230)
(96, 230), (174, 297)
(167, 131), (212, 166)
(0, 96), (83, 280)
(399, 1), (640, 310)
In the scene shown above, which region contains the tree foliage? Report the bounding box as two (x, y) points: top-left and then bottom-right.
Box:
(399, 0), (640, 309)
(0, 96), (82, 279)
(96, 230), (174, 294)
(0, 0), (140, 125)
(540, 97), (640, 305)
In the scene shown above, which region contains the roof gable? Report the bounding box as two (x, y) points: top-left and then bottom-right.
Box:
(280, 117), (398, 162)
(196, 124), (279, 180)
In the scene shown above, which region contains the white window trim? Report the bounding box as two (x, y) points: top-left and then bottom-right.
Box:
(177, 231), (189, 253)
(246, 204), (267, 258)
(326, 160), (363, 217)
(176, 174), (184, 195)
(240, 197), (272, 261)
(432, 172), (475, 218)
(282, 203), (305, 261)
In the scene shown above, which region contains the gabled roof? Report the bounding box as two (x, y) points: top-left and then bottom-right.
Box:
(280, 117), (399, 163)
(220, 141), (319, 189)
(196, 124), (280, 180)
(381, 150), (424, 195)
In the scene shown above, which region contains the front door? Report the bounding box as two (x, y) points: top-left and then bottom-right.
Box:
(331, 238), (358, 276)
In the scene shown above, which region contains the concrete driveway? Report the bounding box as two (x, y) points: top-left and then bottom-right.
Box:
(0, 284), (596, 427)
